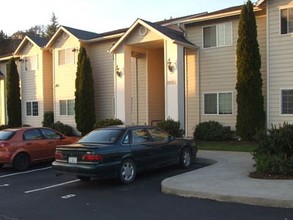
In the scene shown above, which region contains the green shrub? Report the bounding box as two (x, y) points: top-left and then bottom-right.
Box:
(42, 111), (54, 128)
(157, 119), (184, 137)
(93, 118), (123, 129)
(0, 125), (9, 130)
(253, 123), (293, 176)
(194, 121), (232, 141)
(52, 121), (74, 136)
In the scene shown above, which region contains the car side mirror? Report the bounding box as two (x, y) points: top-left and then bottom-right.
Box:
(168, 135), (174, 142)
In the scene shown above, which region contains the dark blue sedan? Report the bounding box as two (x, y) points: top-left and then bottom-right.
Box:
(52, 125), (197, 184)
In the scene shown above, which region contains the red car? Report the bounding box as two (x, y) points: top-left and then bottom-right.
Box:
(0, 127), (78, 171)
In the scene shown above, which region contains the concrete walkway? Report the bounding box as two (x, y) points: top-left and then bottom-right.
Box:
(161, 150), (293, 208)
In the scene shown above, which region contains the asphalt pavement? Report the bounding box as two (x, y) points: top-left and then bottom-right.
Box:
(161, 150), (293, 209)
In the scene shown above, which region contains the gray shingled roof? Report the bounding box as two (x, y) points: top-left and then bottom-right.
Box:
(27, 34), (49, 47)
(62, 26), (100, 40)
(141, 19), (195, 46)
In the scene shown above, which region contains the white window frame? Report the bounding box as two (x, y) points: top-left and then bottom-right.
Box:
(202, 22), (232, 49)
(58, 48), (75, 65)
(26, 101), (39, 116)
(280, 7), (293, 35)
(23, 55), (38, 72)
(280, 89), (293, 115)
(59, 99), (75, 116)
(203, 92), (233, 115)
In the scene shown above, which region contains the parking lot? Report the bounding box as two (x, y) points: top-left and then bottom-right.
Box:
(0, 162), (291, 220)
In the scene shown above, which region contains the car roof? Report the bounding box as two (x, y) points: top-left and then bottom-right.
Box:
(3, 127), (51, 132)
(102, 125), (154, 129)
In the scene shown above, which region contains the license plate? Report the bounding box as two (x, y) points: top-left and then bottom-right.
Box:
(68, 157), (77, 164)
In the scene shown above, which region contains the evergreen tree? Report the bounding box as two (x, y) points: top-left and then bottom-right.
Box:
(75, 47), (96, 136)
(236, 0), (265, 140)
(45, 13), (59, 39)
(6, 57), (21, 127)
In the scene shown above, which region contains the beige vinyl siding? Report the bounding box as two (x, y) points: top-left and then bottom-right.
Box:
(186, 19), (239, 129)
(268, 0), (293, 126)
(148, 48), (165, 125)
(185, 15), (267, 130)
(21, 45), (43, 126)
(185, 48), (199, 137)
(86, 40), (117, 120)
(53, 34), (79, 128)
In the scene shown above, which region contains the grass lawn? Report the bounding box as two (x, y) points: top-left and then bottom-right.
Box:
(197, 140), (258, 152)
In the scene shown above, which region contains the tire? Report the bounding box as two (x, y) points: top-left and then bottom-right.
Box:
(77, 176), (91, 181)
(0, 164), (4, 168)
(179, 148), (191, 168)
(119, 159), (136, 184)
(13, 153), (30, 171)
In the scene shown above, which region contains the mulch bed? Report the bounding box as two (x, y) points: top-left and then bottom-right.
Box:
(249, 171), (293, 180)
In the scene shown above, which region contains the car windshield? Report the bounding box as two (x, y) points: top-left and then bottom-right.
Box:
(0, 130), (16, 140)
(78, 129), (122, 144)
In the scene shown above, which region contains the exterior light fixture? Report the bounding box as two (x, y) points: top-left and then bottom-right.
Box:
(167, 58), (173, 72)
(116, 65), (122, 77)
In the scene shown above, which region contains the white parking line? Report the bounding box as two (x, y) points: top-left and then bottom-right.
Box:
(0, 167), (51, 179)
(24, 179), (80, 194)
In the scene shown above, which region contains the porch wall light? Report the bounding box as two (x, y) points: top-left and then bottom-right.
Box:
(116, 65), (122, 77)
(167, 58), (173, 72)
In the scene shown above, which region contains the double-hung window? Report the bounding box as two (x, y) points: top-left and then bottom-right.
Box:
(58, 48), (74, 65)
(281, 8), (293, 34)
(204, 92), (232, 115)
(203, 22), (232, 48)
(281, 89), (293, 114)
(59, 100), (75, 115)
(26, 101), (39, 116)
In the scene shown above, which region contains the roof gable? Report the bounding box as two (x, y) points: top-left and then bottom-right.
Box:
(14, 35), (48, 55)
(46, 26), (100, 47)
(110, 19), (196, 53)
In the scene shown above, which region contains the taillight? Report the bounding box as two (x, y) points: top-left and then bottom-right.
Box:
(55, 152), (63, 160)
(82, 154), (103, 161)
(0, 142), (10, 147)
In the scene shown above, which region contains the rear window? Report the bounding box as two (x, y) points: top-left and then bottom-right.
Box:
(0, 131), (16, 140)
(78, 129), (123, 144)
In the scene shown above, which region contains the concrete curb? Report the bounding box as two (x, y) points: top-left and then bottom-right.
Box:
(161, 151), (293, 209)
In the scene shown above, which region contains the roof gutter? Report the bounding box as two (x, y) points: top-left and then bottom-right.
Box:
(80, 33), (124, 43)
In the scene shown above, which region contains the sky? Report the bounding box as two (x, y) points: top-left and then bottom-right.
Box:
(1, 0), (249, 36)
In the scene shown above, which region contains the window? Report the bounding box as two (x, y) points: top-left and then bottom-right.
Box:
(59, 100), (75, 115)
(281, 89), (293, 114)
(24, 56), (38, 71)
(40, 128), (61, 139)
(132, 129), (151, 144)
(203, 22), (232, 48)
(204, 92), (232, 115)
(58, 48), (74, 65)
(148, 128), (169, 142)
(281, 8), (293, 34)
(26, 101), (39, 116)
(24, 129), (43, 140)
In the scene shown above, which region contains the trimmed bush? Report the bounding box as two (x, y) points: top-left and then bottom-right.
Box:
(93, 118), (123, 129)
(157, 119), (184, 138)
(0, 125), (9, 130)
(42, 111), (54, 128)
(52, 121), (74, 136)
(253, 123), (293, 176)
(194, 121), (232, 141)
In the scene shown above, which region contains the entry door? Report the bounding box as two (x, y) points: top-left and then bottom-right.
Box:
(131, 56), (147, 125)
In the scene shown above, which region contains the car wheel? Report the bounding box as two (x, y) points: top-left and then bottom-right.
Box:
(119, 159), (136, 184)
(0, 164), (3, 168)
(180, 148), (191, 168)
(77, 176), (91, 181)
(13, 153), (30, 171)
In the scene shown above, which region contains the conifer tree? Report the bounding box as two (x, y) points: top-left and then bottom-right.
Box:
(6, 57), (21, 127)
(236, 0), (265, 140)
(45, 13), (59, 39)
(75, 47), (96, 136)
